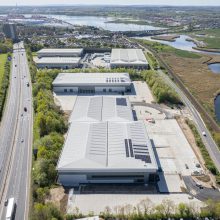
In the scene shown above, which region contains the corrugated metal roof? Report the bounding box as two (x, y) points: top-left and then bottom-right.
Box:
(35, 57), (81, 64)
(69, 96), (133, 123)
(57, 96), (157, 172)
(110, 49), (148, 65)
(52, 72), (131, 86)
(57, 121), (157, 171)
(37, 48), (83, 54)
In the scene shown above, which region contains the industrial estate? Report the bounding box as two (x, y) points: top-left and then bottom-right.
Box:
(1, 3), (220, 220)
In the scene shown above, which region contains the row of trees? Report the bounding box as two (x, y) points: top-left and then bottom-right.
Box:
(142, 70), (181, 104)
(31, 69), (67, 219)
(0, 55), (11, 120)
(26, 46), (68, 219)
(0, 39), (13, 53)
(64, 198), (220, 220)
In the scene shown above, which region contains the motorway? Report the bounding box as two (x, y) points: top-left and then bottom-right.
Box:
(0, 42), (33, 219)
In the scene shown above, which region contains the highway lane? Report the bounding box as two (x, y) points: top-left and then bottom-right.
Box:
(183, 176), (220, 201)
(0, 42), (33, 220)
(157, 69), (220, 172)
(0, 44), (21, 202)
(130, 37), (220, 173)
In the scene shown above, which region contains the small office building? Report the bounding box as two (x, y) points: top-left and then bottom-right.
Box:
(35, 57), (81, 69)
(37, 48), (84, 58)
(52, 72), (132, 94)
(57, 96), (158, 186)
(110, 49), (149, 69)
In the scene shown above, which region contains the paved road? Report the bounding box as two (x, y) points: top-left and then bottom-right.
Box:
(0, 42), (33, 220)
(131, 37), (220, 173)
(156, 69), (220, 172)
(183, 176), (220, 201)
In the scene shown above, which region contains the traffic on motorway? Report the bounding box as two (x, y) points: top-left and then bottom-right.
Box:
(0, 42), (33, 220)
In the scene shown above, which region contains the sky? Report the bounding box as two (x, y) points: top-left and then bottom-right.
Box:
(0, 0), (220, 6)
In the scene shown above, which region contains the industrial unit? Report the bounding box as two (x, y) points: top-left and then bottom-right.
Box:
(37, 48), (84, 58)
(35, 57), (81, 69)
(110, 49), (149, 69)
(52, 72), (132, 94)
(57, 96), (158, 186)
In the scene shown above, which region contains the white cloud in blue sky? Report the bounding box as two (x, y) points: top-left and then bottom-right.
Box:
(0, 0), (220, 6)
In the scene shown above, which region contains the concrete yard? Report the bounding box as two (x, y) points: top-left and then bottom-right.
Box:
(54, 93), (77, 111)
(54, 79), (205, 214)
(129, 81), (154, 103)
(67, 192), (202, 215)
(145, 119), (203, 176)
(53, 80), (154, 112)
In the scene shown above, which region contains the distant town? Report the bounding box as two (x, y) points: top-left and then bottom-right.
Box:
(0, 4), (220, 220)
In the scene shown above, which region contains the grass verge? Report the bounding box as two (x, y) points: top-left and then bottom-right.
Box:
(0, 54), (11, 120)
(186, 119), (220, 184)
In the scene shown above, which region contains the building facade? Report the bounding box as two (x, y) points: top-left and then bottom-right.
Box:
(35, 57), (81, 69)
(110, 49), (149, 69)
(3, 23), (18, 42)
(52, 73), (132, 94)
(37, 48), (83, 58)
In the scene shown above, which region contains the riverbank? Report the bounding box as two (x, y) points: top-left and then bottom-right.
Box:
(193, 47), (220, 53)
(105, 19), (150, 26)
(151, 34), (180, 42)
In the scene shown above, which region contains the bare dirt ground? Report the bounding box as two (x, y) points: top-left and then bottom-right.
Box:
(177, 116), (217, 188)
(47, 187), (68, 213)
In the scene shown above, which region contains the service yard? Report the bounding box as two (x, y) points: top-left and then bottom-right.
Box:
(63, 80), (206, 215)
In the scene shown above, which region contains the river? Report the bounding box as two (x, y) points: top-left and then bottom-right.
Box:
(135, 35), (220, 56)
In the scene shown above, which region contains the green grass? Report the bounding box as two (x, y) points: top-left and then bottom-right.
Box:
(174, 49), (201, 58)
(0, 54), (8, 84)
(106, 19), (150, 25)
(192, 29), (220, 49)
(32, 52), (37, 56)
(137, 39), (201, 59)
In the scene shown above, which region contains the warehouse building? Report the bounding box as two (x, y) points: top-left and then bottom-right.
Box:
(37, 48), (84, 58)
(57, 96), (158, 186)
(110, 49), (149, 69)
(52, 72), (132, 94)
(35, 57), (81, 69)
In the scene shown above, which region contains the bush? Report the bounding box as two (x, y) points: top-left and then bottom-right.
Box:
(0, 56), (11, 120)
(142, 70), (181, 104)
(32, 202), (63, 220)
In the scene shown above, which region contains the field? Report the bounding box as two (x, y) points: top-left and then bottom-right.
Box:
(0, 54), (8, 84)
(138, 39), (202, 59)
(137, 39), (220, 120)
(191, 29), (220, 49)
(160, 51), (220, 119)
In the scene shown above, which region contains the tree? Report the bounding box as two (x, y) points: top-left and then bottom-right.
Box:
(32, 203), (63, 220)
(137, 198), (153, 215)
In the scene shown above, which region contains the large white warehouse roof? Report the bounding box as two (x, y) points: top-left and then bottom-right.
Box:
(111, 49), (148, 65)
(35, 57), (81, 64)
(57, 96), (157, 173)
(37, 48), (83, 54)
(52, 73), (131, 86)
(69, 96), (134, 123)
(57, 121), (157, 172)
